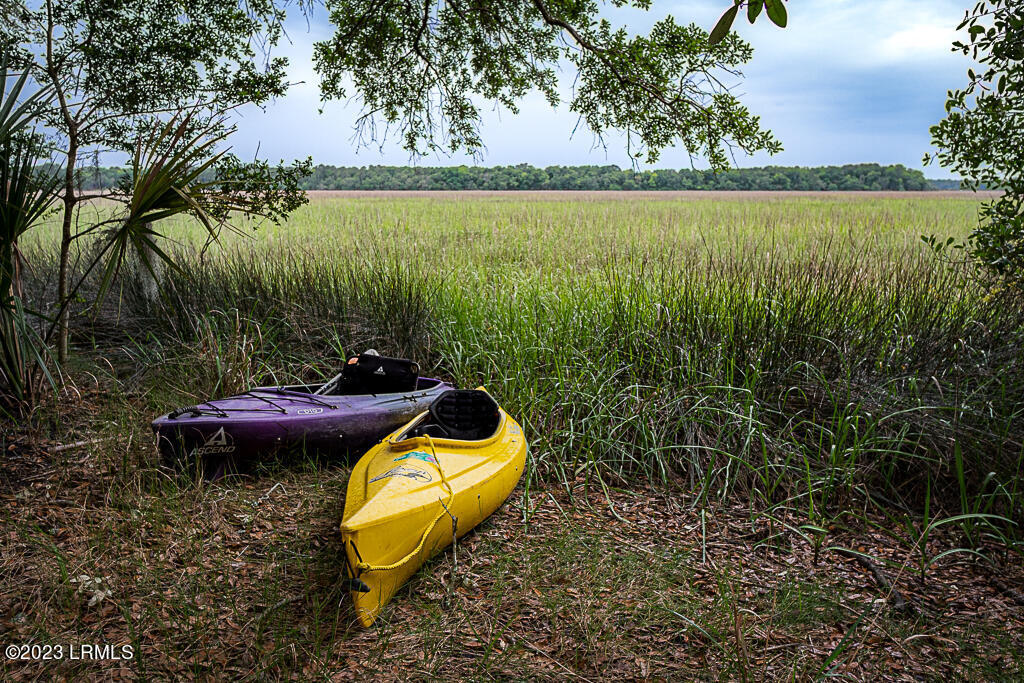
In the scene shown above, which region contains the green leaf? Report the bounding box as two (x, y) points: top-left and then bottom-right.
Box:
(747, 0), (764, 23)
(709, 4), (739, 45)
(764, 0), (788, 28)
(816, 603), (870, 677)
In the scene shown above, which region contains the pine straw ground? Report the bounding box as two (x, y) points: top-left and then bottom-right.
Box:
(2, 422), (1023, 683)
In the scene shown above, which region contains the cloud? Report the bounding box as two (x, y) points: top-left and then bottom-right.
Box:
(875, 21), (959, 62)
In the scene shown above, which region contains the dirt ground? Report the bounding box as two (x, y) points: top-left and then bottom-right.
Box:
(2, 435), (1022, 681)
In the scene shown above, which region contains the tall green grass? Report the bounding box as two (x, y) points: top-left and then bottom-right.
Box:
(24, 194), (1024, 551)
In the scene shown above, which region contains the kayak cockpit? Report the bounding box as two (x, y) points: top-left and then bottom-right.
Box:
(396, 389), (502, 441)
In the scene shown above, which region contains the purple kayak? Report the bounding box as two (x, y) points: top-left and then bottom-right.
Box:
(152, 374), (453, 477)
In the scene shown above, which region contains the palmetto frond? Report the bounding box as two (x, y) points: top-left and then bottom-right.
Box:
(94, 111), (245, 301)
(0, 52), (59, 253)
(0, 51), (60, 410)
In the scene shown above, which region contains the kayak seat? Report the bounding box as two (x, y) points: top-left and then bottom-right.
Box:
(411, 423), (450, 439)
(318, 354), (420, 396)
(426, 389), (501, 441)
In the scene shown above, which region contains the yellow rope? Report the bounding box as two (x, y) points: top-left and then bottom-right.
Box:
(356, 434), (456, 573)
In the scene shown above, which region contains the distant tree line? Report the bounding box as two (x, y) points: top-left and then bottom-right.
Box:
(927, 178), (965, 191)
(73, 162), (955, 192)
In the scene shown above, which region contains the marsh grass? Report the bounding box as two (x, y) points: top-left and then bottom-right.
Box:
(21, 194), (1024, 548)
(3, 188), (1024, 677)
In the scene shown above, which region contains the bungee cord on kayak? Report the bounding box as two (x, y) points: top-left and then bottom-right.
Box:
(354, 434), (457, 574)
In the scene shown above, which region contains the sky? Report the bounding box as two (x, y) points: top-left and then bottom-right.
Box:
(227, 0), (974, 176)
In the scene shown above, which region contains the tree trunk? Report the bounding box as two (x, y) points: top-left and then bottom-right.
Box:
(45, 0), (79, 365)
(56, 136), (77, 363)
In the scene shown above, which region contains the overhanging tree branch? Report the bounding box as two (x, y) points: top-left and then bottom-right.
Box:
(316, 0), (780, 165)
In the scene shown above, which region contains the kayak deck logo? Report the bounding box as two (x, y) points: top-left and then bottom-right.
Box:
(369, 465), (432, 484)
(190, 427), (236, 457)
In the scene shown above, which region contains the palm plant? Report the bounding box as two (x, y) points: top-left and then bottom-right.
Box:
(89, 111), (292, 305)
(37, 108), (307, 355)
(0, 55), (61, 411)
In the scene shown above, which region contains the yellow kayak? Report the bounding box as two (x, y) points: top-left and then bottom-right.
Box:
(340, 388), (527, 627)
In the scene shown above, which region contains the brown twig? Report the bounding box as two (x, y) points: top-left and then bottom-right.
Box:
(252, 595), (304, 629)
(49, 437), (112, 454)
(989, 572), (1024, 607)
(834, 548), (910, 614)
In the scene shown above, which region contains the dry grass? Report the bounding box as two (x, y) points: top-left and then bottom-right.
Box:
(300, 190), (1002, 201)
